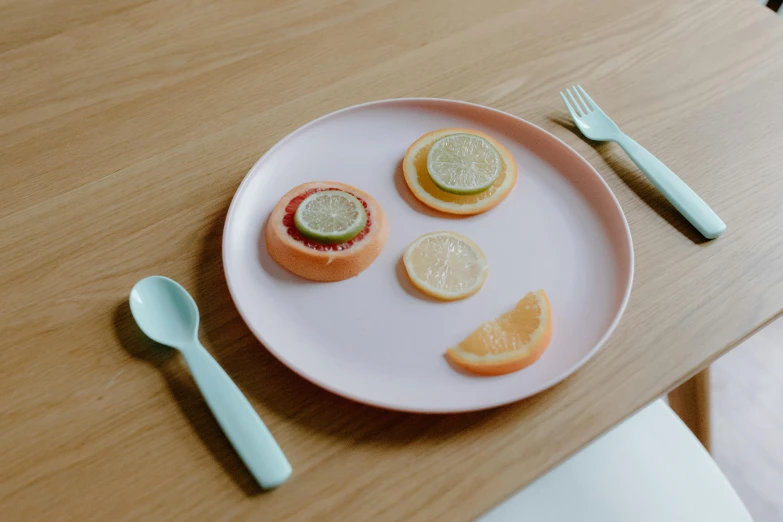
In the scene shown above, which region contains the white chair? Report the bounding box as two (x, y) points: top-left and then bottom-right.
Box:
(480, 400), (753, 522)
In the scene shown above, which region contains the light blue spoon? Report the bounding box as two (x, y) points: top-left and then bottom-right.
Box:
(129, 275), (291, 489)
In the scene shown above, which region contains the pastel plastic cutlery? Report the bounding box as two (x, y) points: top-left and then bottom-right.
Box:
(560, 85), (725, 239)
(129, 276), (291, 489)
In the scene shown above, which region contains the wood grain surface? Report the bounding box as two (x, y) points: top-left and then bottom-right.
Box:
(2, 0), (783, 520)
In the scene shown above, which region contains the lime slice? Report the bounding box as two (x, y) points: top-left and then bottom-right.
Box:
(426, 133), (502, 195)
(294, 190), (367, 244)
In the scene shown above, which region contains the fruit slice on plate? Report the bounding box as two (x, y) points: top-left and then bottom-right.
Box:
(446, 290), (552, 376)
(427, 133), (502, 195)
(294, 190), (367, 244)
(403, 128), (517, 215)
(403, 231), (488, 301)
(265, 181), (389, 282)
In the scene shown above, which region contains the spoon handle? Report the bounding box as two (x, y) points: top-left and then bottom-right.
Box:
(182, 342), (292, 489)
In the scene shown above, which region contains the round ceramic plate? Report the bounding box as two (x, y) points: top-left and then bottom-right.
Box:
(223, 99), (633, 413)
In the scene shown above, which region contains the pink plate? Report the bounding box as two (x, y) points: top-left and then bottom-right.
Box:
(223, 99), (633, 413)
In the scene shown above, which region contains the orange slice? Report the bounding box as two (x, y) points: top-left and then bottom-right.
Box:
(446, 290), (552, 375)
(402, 128), (517, 215)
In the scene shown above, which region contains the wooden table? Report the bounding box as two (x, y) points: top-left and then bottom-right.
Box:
(3, 0), (783, 519)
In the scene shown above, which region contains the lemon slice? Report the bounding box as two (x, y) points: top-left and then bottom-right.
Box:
(403, 231), (488, 301)
(294, 190), (367, 244)
(426, 133), (502, 195)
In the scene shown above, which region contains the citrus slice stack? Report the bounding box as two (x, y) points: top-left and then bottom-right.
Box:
(265, 181), (389, 282)
(403, 231), (488, 301)
(446, 290), (552, 375)
(403, 128), (517, 215)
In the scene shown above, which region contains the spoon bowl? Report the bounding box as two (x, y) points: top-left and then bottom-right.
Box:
(130, 276), (199, 349)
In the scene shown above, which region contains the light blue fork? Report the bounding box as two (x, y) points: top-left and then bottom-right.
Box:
(560, 85), (726, 239)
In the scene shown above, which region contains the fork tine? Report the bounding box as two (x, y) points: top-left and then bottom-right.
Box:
(572, 85), (591, 113)
(566, 88), (583, 117)
(560, 92), (580, 121)
(576, 85), (597, 111)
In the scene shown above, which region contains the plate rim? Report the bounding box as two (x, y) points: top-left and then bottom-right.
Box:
(222, 97), (635, 413)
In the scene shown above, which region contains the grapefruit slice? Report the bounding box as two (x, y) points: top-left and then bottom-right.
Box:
(403, 128), (517, 215)
(265, 181), (389, 282)
(446, 290), (552, 375)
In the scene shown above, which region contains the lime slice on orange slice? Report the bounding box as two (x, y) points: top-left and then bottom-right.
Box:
(426, 133), (502, 195)
(294, 190), (367, 244)
(403, 231), (488, 301)
(403, 128), (518, 216)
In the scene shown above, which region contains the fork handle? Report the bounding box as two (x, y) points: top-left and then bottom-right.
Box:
(615, 134), (726, 239)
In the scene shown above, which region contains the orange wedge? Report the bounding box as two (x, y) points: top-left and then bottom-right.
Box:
(446, 290), (552, 375)
(402, 128), (517, 215)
